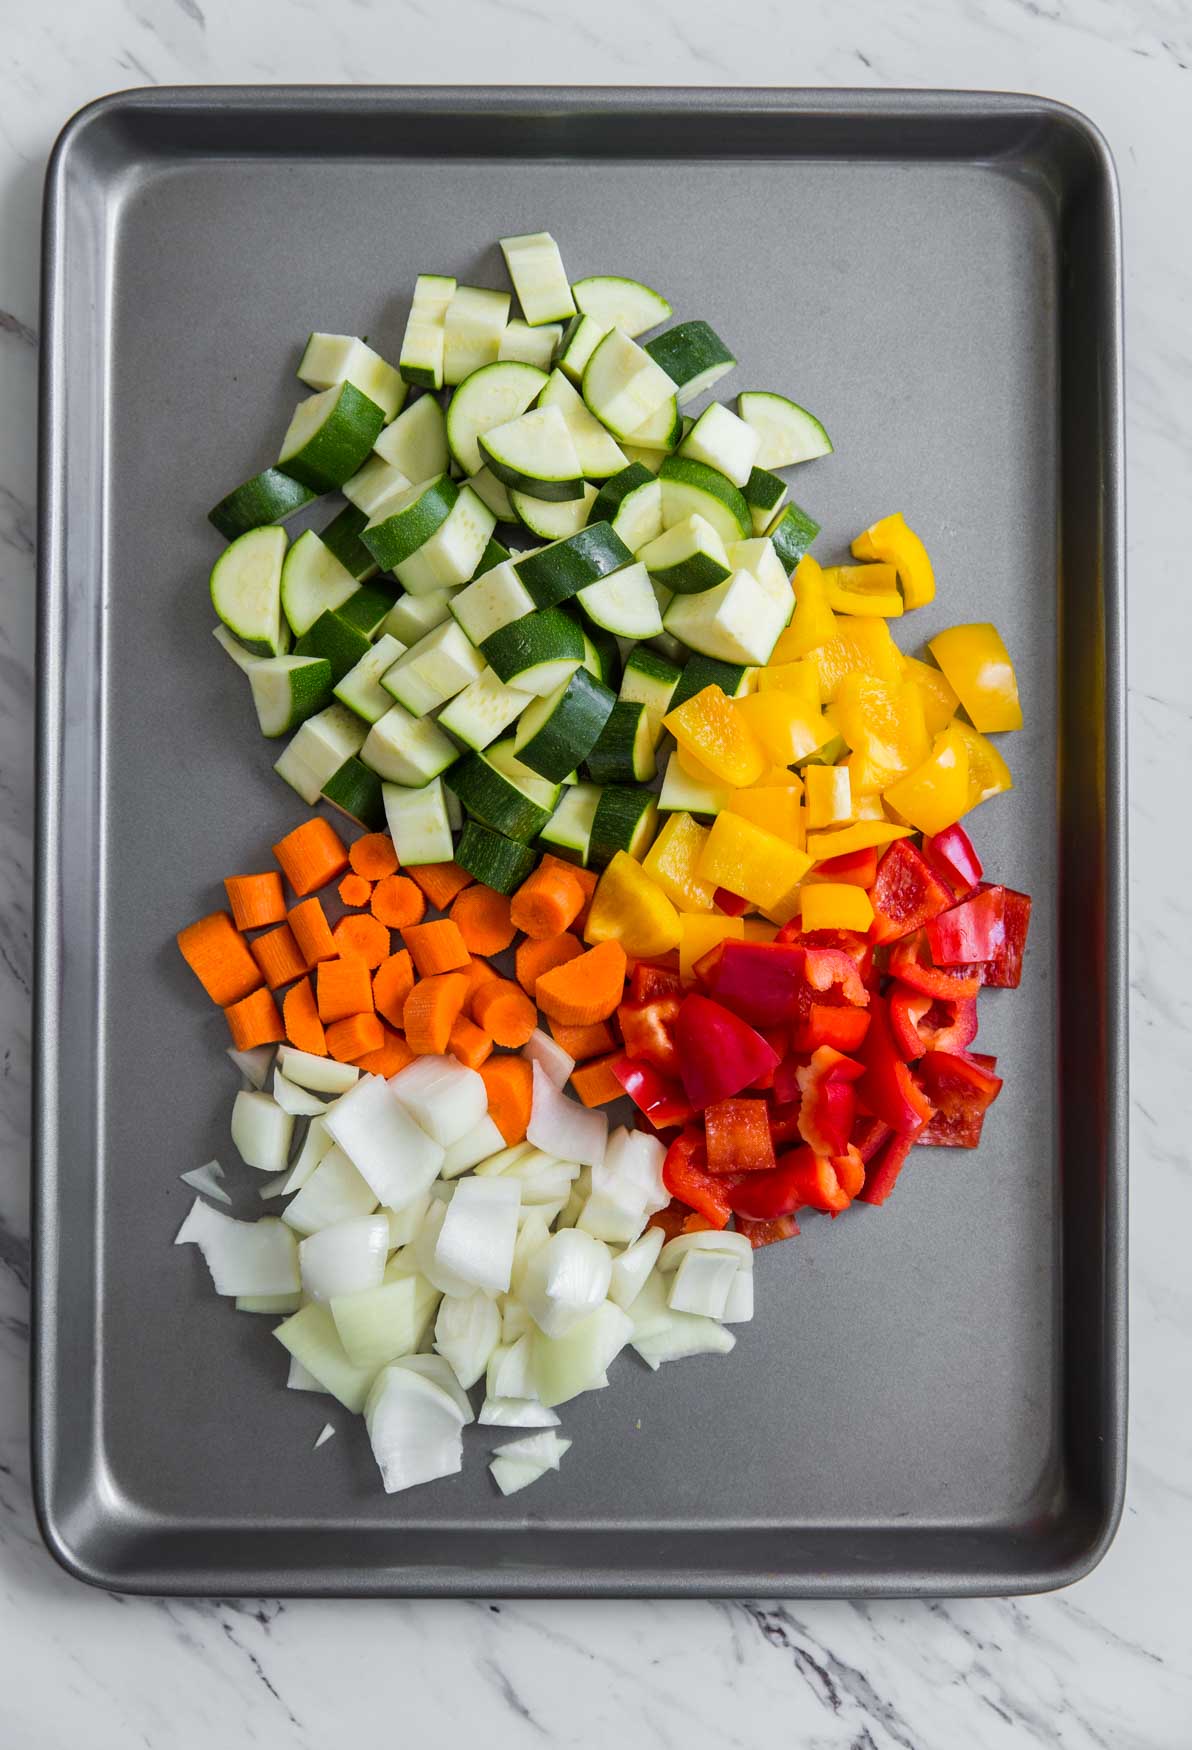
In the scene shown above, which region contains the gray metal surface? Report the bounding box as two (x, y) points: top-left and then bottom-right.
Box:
(34, 87), (1126, 1597)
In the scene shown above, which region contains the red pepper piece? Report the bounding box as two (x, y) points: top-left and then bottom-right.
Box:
(795, 927), (878, 987)
(675, 993), (782, 1108)
(713, 885), (750, 916)
(851, 1114), (893, 1162)
(704, 1097), (777, 1173)
(737, 1212), (801, 1248)
(810, 846), (879, 888)
(789, 1001), (872, 1054)
(921, 822), (983, 898)
(887, 929), (983, 1001)
(887, 981), (979, 1061)
(646, 1199), (690, 1242)
(728, 1146), (850, 1218)
(803, 946), (870, 1009)
(611, 1055), (694, 1129)
(856, 1132), (916, 1205)
(662, 1127), (741, 1228)
(926, 885), (1006, 964)
(856, 994), (935, 1135)
(696, 940), (809, 1028)
(869, 840), (954, 946)
(629, 960), (683, 1003)
(682, 1212), (717, 1234)
(979, 886), (1032, 988)
(830, 1144), (866, 1200)
(795, 1045), (864, 1156)
(914, 1049), (1003, 1148)
(749, 1026), (788, 1090)
(617, 992), (682, 1075)
(771, 1058), (804, 1108)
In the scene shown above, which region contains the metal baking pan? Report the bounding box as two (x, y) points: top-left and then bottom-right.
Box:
(34, 87), (1126, 1597)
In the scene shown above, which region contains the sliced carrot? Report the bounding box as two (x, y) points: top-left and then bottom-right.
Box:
(177, 912), (263, 1008)
(338, 872), (373, 909)
(405, 861), (473, 911)
(283, 977), (327, 1056)
(354, 1024), (415, 1077)
(317, 957), (374, 1024)
(465, 954), (503, 1009)
(224, 986), (284, 1050)
(373, 949), (415, 1029)
(514, 931), (583, 999)
(223, 872), (287, 932)
(272, 817), (349, 897)
(510, 863), (584, 940)
(287, 897), (338, 966)
(538, 851), (598, 932)
(570, 1051), (626, 1108)
(403, 917), (470, 976)
(450, 884), (516, 956)
(547, 1017), (617, 1062)
(479, 1056), (533, 1145)
(447, 1013), (494, 1070)
(349, 832), (398, 880)
(403, 970), (470, 1055)
(535, 939), (628, 1026)
(250, 921), (309, 991)
(331, 913), (391, 970)
(325, 1012), (385, 1064)
(371, 874), (427, 929)
(471, 977), (538, 1048)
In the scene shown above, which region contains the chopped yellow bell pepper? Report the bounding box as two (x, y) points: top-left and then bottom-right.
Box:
(735, 689), (834, 765)
(846, 749), (901, 796)
(768, 555), (838, 662)
(806, 616), (904, 702)
(902, 654), (960, 736)
(928, 623), (1023, 733)
(832, 674), (930, 784)
(642, 811), (716, 913)
(679, 913), (744, 984)
(806, 820), (913, 860)
(696, 812), (813, 911)
(760, 883), (805, 928)
(728, 785), (805, 849)
(852, 793), (889, 821)
(663, 685), (766, 787)
(804, 763), (853, 829)
(822, 564), (904, 618)
(883, 723), (970, 835)
(742, 918), (780, 944)
(954, 720), (1014, 808)
(749, 764), (804, 790)
(851, 512), (936, 609)
(800, 883), (875, 933)
(756, 660), (821, 711)
(584, 850), (680, 959)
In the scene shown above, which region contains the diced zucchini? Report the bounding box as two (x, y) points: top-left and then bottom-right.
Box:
(537, 369), (628, 479)
(591, 463), (663, 552)
(334, 634), (408, 723)
(383, 588), (458, 645)
(766, 500), (821, 573)
(294, 609), (372, 685)
(451, 560), (536, 646)
(394, 485), (496, 594)
(210, 526), (288, 655)
(556, 313), (608, 384)
(575, 561), (663, 638)
(322, 755), (386, 830)
(671, 652), (753, 710)
(582, 329), (677, 442)
(374, 392), (450, 480)
(589, 785), (658, 868)
(274, 703), (367, 806)
(736, 391), (833, 468)
(500, 232), (577, 326)
(447, 743), (559, 842)
(342, 454), (411, 517)
(212, 624), (262, 673)
(658, 456), (751, 545)
(208, 469), (316, 541)
(477, 537), (511, 577)
(726, 537), (793, 621)
(663, 567), (787, 665)
(278, 383), (386, 492)
(361, 702), (459, 786)
(383, 775), (454, 863)
(581, 623), (622, 692)
(638, 514), (732, 596)
(619, 647), (681, 729)
(249, 655), (334, 737)
(644, 320), (737, 406)
(339, 582), (397, 638)
(657, 750), (731, 816)
(479, 406), (584, 502)
(455, 822), (538, 894)
(320, 503), (380, 581)
(481, 607), (585, 696)
(298, 333), (406, 422)
(444, 285), (511, 386)
(539, 782), (601, 864)
(438, 666), (533, 751)
(513, 669), (616, 782)
(515, 523), (633, 609)
(446, 360), (549, 475)
(382, 619), (486, 715)
(468, 465), (517, 522)
(399, 275), (456, 390)
(743, 467), (789, 536)
(363, 474), (457, 572)
(621, 444), (667, 474)
(624, 396), (682, 453)
(499, 320), (562, 370)
(511, 482), (598, 541)
(571, 276), (671, 338)
(585, 699), (656, 784)
(678, 402), (760, 488)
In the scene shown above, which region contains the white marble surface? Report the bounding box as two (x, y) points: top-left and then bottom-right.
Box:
(2, 1), (1189, 1744)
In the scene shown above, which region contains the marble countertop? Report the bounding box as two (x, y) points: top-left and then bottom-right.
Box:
(3, 2), (1189, 1745)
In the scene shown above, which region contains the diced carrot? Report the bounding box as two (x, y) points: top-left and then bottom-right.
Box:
(447, 1013), (494, 1070)
(450, 884), (516, 956)
(547, 1017), (617, 1062)
(510, 863), (584, 940)
(514, 931), (583, 998)
(373, 949), (415, 1029)
(472, 977), (538, 1048)
(338, 872), (373, 908)
(250, 922), (309, 991)
(325, 1012), (385, 1064)
(223, 872), (287, 932)
(272, 817), (349, 897)
(402, 918), (470, 976)
(569, 1052), (626, 1108)
(283, 977), (327, 1055)
(349, 832), (399, 880)
(331, 913), (391, 970)
(405, 861), (474, 911)
(535, 939), (628, 1026)
(465, 954), (503, 1013)
(177, 912), (263, 1008)
(538, 851), (598, 931)
(479, 1056), (533, 1145)
(287, 897), (338, 966)
(371, 874), (427, 929)
(317, 957), (374, 1024)
(403, 970), (469, 1055)
(224, 986), (284, 1050)
(354, 1024), (415, 1077)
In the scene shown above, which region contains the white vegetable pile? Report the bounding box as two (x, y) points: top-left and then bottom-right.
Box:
(177, 1036), (753, 1496)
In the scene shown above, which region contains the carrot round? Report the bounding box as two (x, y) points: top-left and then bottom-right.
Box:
(465, 954), (503, 1011)
(349, 832), (399, 880)
(224, 872), (287, 932)
(317, 957), (374, 1024)
(272, 817), (349, 897)
(448, 1013), (494, 1071)
(546, 1017), (616, 1062)
(371, 874), (427, 929)
(570, 1051), (627, 1108)
(373, 949), (415, 1029)
(331, 913), (391, 970)
(404, 861), (473, 911)
(250, 921), (309, 991)
(535, 939), (628, 1026)
(338, 872), (373, 909)
(538, 852), (598, 931)
(514, 931), (583, 999)
(283, 977), (327, 1056)
(224, 986), (284, 1050)
(479, 1056), (533, 1145)
(325, 1012), (385, 1064)
(402, 918), (470, 977)
(471, 977), (537, 1048)
(403, 970), (470, 1056)
(510, 864), (584, 940)
(354, 1024), (415, 1077)
(450, 884), (516, 956)
(177, 912), (263, 1008)
(287, 897), (338, 966)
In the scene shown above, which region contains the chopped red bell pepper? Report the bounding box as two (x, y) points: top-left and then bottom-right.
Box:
(869, 840), (954, 946)
(736, 1212), (800, 1248)
(628, 960), (683, 1002)
(646, 1200), (689, 1242)
(612, 1055), (694, 1130)
(797, 927), (879, 988)
(682, 1213), (717, 1234)
(887, 981), (979, 1061)
(727, 1146), (850, 1218)
(662, 1127), (740, 1227)
(674, 993), (782, 1109)
(851, 1113), (893, 1162)
(856, 1132), (916, 1205)
(922, 822), (983, 898)
(704, 1097), (777, 1173)
(855, 994), (935, 1135)
(617, 991), (681, 1075)
(695, 940), (809, 1027)
(914, 1049), (1003, 1148)
(810, 846), (879, 888)
(771, 1057), (803, 1107)
(789, 1001), (872, 1054)
(795, 1046), (863, 1157)
(767, 1097), (804, 1147)
(887, 929), (984, 1000)
(979, 886), (1032, 988)
(713, 885), (750, 916)
(926, 885), (1006, 965)
(749, 1026), (788, 1090)
(830, 1145), (866, 1200)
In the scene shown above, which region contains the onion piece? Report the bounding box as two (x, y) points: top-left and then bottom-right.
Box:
(257, 1169), (292, 1201)
(723, 1267), (754, 1324)
(364, 1364), (466, 1494)
(488, 1454), (543, 1496)
(325, 1074), (444, 1210)
(276, 1046), (359, 1095)
(478, 1397), (560, 1428)
(434, 1290), (501, 1389)
(440, 1114), (506, 1179)
(555, 1166), (592, 1229)
(287, 1356), (329, 1393)
(231, 1090), (295, 1173)
(608, 1225), (665, 1310)
(313, 1423), (336, 1449)
(499, 1297), (533, 1343)
(279, 1116), (333, 1196)
(282, 1145), (378, 1236)
(390, 1055), (488, 1148)
(392, 1353), (475, 1423)
(522, 1028), (574, 1088)
(472, 1141), (536, 1178)
(227, 1045), (273, 1089)
(658, 1229), (753, 1272)
(434, 1176), (521, 1296)
(666, 1250), (738, 1320)
(272, 1071), (328, 1117)
(235, 1290), (301, 1315)
(180, 1159), (231, 1206)
(576, 1187), (650, 1247)
(175, 1198), (300, 1296)
(379, 1190), (431, 1250)
(486, 1334), (538, 1402)
(509, 1209), (553, 1297)
(527, 1063), (607, 1168)
(520, 1229), (612, 1337)
(533, 1301), (632, 1408)
(274, 1301), (378, 1412)
(299, 1214), (390, 1302)
(632, 1318), (736, 1370)
(492, 1429), (570, 1471)
(332, 1273), (438, 1369)
(412, 1199), (475, 1297)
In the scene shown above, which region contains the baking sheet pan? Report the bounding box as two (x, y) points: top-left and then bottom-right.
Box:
(34, 87), (1126, 1596)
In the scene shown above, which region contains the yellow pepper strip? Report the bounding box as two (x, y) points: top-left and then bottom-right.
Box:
(953, 720), (1014, 808)
(806, 820), (913, 860)
(768, 555), (838, 662)
(696, 813), (813, 911)
(642, 812), (716, 913)
(742, 918), (779, 943)
(851, 512), (936, 609)
(735, 689), (834, 765)
(800, 884), (875, 933)
(806, 616), (904, 702)
(928, 623), (1023, 733)
(804, 763), (853, 829)
(902, 654), (960, 736)
(584, 850), (680, 959)
(728, 785), (806, 849)
(760, 883), (805, 928)
(822, 564), (904, 618)
(832, 673), (931, 783)
(749, 764), (803, 790)
(756, 660), (821, 712)
(663, 685), (766, 787)
(852, 793), (889, 821)
(883, 723), (971, 835)
(679, 914), (743, 984)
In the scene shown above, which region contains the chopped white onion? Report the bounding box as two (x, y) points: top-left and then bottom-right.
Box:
(473, 1141), (536, 1177)
(514, 1159), (581, 1207)
(576, 1187), (650, 1246)
(332, 1273), (438, 1369)
(522, 1028), (574, 1088)
(533, 1301), (633, 1408)
(299, 1214), (390, 1302)
(601, 1127), (669, 1209)
(434, 1175), (521, 1296)
(658, 1229), (753, 1272)
(286, 1355), (329, 1394)
(272, 1070), (328, 1117)
(364, 1364), (465, 1494)
(236, 1290), (301, 1314)
(666, 1250), (739, 1320)
(632, 1318), (736, 1370)
(489, 1430), (572, 1496)
(555, 1166), (592, 1229)
(478, 1397), (560, 1428)
(257, 1168), (292, 1201)
(230, 1090), (294, 1173)
(440, 1114), (506, 1179)
(486, 1334), (538, 1401)
(175, 1198), (299, 1296)
(722, 1267), (754, 1324)
(390, 1055), (488, 1148)
(380, 1190), (431, 1250)
(282, 1145), (378, 1236)
(276, 1046), (359, 1094)
(227, 1045), (273, 1089)
(520, 1229), (612, 1337)
(509, 1209), (553, 1297)
(180, 1159), (230, 1206)
(325, 1074), (444, 1209)
(412, 1199), (476, 1297)
(488, 1454), (544, 1496)
(608, 1225), (665, 1310)
(313, 1422), (336, 1449)
(275, 1302), (378, 1412)
(499, 1296), (533, 1343)
(392, 1353), (475, 1423)
(527, 1062), (608, 1168)
(279, 1116), (333, 1196)
(434, 1289), (501, 1389)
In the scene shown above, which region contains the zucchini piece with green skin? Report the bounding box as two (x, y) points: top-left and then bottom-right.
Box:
(726, 537), (793, 622)
(670, 653), (753, 710)
(658, 456), (751, 546)
(446, 360), (549, 475)
(637, 515), (732, 596)
(274, 703), (367, 806)
(678, 402), (760, 489)
(585, 700), (656, 784)
(537, 370), (627, 479)
(571, 276), (671, 338)
(338, 583), (400, 638)
(499, 320), (562, 370)
(581, 623), (622, 692)
(743, 467), (789, 537)
(500, 232), (576, 326)
(383, 776), (454, 864)
(342, 454), (412, 517)
(588, 785), (659, 868)
(481, 608), (585, 696)
(321, 755), (386, 830)
(469, 465), (517, 523)
(663, 567), (788, 666)
(479, 406), (585, 502)
(657, 750), (732, 816)
(249, 655), (334, 737)
(374, 392), (449, 479)
(334, 634), (408, 723)
(766, 500), (821, 573)
(446, 747), (555, 843)
(515, 523), (633, 609)
(444, 286), (512, 386)
(582, 329), (677, 443)
(320, 503), (379, 581)
(736, 391), (833, 468)
(212, 624), (263, 673)
(279, 383), (387, 493)
(438, 666), (533, 752)
(644, 320), (737, 406)
(298, 334), (407, 422)
(383, 588), (458, 646)
(592, 463), (659, 535)
(575, 561), (663, 639)
(280, 529), (360, 637)
(455, 822), (538, 894)
(294, 610), (372, 685)
(362, 474), (457, 572)
(476, 536), (512, 577)
(619, 647), (681, 727)
(623, 396), (682, 453)
(511, 482), (597, 542)
(210, 526), (289, 656)
(382, 619), (486, 716)
(513, 669), (616, 783)
(539, 782), (601, 864)
(451, 560), (535, 646)
(394, 485), (495, 594)
(399, 275), (456, 390)
(621, 444), (666, 475)
(209, 469), (316, 541)
(556, 313), (607, 385)
(361, 703), (459, 786)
